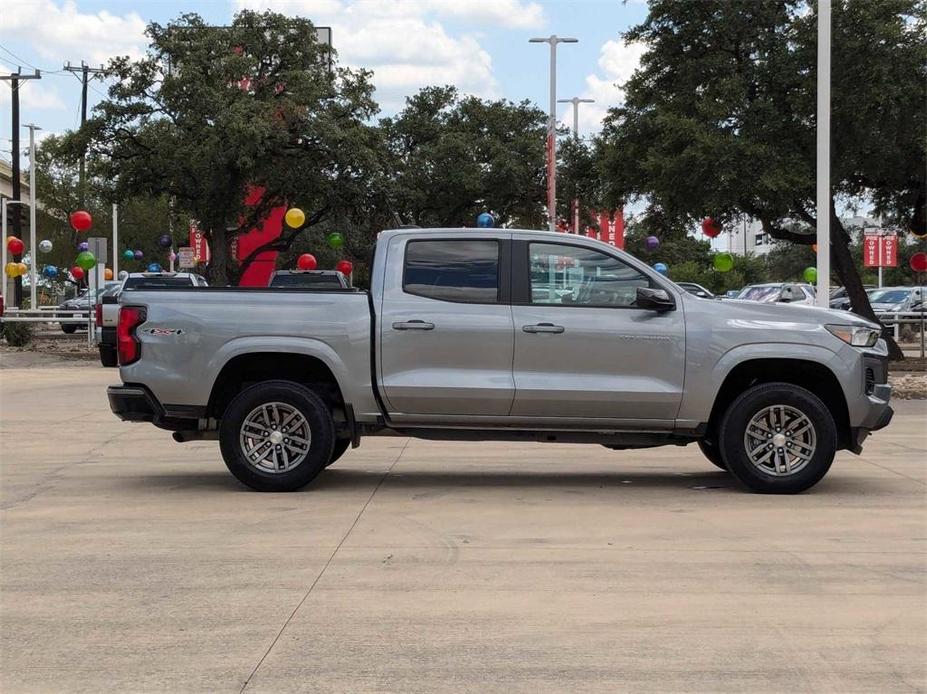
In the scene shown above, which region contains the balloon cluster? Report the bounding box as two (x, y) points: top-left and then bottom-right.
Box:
(4, 261), (27, 278)
(6, 236), (24, 255)
(123, 249), (144, 260)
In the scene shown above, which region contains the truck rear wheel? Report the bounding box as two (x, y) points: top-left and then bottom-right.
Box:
(219, 380), (334, 492)
(326, 438), (351, 468)
(718, 382), (836, 494)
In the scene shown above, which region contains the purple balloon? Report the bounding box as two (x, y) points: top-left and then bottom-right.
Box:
(645, 235), (660, 251)
(134, 250), (144, 260)
(78, 241), (89, 252)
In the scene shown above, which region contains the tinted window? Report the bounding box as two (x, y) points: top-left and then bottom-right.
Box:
(124, 276), (195, 289)
(529, 243), (651, 307)
(270, 274), (343, 288)
(403, 240), (499, 303)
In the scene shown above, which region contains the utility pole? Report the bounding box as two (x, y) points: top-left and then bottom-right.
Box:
(529, 36), (578, 232)
(25, 124), (41, 309)
(815, 0), (831, 307)
(0, 68), (41, 307)
(557, 97), (594, 233)
(63, 62), (105, 204)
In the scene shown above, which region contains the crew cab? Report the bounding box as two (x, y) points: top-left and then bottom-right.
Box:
(107, 228), (893, 494)
(97, 272), (207, 367)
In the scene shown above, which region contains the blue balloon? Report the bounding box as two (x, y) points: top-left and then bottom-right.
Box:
(43, 265), (58, 278)
(78, 241), (89, 252)
(476, 212), (495, 228)
(653, 262), (669, 275)
(147, 262), (162, 273)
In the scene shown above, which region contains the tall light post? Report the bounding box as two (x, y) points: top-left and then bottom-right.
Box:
(25, 123), (41, 308)
(815, 0), (831, 307)
(1, 198), (27, 301)
(530, 35), (578, 232)
(557, 97), (594, 233)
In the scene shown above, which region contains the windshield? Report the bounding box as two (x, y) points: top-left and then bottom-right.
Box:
(124, 276), (194, 289)
(270, 274), (343, 287)
(869, 290), (910, 304)
(736, 285), (781, 302)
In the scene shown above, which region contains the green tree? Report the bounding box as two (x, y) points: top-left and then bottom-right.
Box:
(597, 0), (926, 358)
(381, 86), (547, 228)
(61, 10), (381, 285)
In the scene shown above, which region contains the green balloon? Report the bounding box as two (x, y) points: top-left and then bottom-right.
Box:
(803, 266), (817, 283)
(327, 232), (344, 249)
(713, 252), (734, 272)
(76, 251), (97, 271)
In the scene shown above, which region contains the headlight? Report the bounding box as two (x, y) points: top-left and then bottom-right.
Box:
(825, 324), (880, 347)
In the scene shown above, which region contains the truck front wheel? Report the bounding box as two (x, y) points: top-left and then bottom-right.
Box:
(219, 380), (334, 492)
(718, 382), (837, 494)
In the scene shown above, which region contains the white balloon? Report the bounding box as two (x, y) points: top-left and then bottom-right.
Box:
(118, 270), (129, 280)
(39, 239), (53, 253)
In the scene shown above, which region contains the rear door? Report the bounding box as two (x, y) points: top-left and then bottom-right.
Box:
(378, 234), (515, 418)
(509, 238), (685, 422)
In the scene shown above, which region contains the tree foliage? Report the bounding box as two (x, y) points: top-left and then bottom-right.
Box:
(597, 0), (926, 357)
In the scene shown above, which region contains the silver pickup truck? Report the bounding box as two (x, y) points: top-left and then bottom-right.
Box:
(107, 228), (893, 494)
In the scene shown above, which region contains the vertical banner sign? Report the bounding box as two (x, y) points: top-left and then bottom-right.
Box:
(546, 130), (556, 229)
(863, 232), (880, 267)
(882, 234), (898, 267)
(594, 209), (625, 248)
(613, 208), (625, 249)
(189, 222), (211, 265)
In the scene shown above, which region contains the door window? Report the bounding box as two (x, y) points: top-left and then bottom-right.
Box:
(403, 240), (500, 303)
(529, 243), (651, 307)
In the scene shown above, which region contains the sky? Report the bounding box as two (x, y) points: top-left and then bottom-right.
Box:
(0, 0), (650, 154)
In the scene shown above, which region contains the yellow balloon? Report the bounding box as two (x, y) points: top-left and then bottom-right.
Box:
(16, 262), (27, 276)
(104, 268), (114, 280)
(4, 262), (19, 278)
(285, 207), (306, 229)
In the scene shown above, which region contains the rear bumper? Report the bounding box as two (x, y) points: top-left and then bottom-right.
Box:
(107, 385), (163, 422)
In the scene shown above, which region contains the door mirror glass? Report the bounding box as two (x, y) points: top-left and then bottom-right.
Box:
(779, 288), (795, 302)
(636, 287), (675, 312)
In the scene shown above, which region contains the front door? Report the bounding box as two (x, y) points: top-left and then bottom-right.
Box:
(510, 239), (685, 423)
(378, 235), (515, 417)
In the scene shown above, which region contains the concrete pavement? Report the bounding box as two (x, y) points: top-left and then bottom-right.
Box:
(1, 362), (925, 692)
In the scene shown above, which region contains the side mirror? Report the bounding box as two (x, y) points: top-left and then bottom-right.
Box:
(636, 287), (675, 312)
(779, 289), (794, 303)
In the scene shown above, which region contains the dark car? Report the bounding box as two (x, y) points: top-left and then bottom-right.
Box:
(676, 282), (716, 299)
(58, 283), (120, 333)
(268, 270), (349, 288)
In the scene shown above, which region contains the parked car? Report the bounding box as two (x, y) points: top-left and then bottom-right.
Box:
(867, 286), (923, 314)
(268, 270), (349, 288)
(829, 285), (876, 311)
(96, 272), (207, 367)
(735, 282), (816, 306)
(675, 282), (716, 299)
(108, 228), (892, 495)
(58, 283), (120, 333)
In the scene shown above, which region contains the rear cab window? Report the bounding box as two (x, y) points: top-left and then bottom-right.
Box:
(403, 239), (500, 303)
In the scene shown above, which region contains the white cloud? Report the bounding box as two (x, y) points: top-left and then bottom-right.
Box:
(574, 38), (647, 135)
(0, 1), (148, 66)
(0, 62), (66, 112)
(233, 0), (540, 111)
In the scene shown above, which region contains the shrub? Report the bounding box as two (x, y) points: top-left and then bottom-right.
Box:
(2, 321), (34, 347)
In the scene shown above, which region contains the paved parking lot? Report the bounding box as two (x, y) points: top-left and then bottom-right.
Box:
(1, 361), (925, 693)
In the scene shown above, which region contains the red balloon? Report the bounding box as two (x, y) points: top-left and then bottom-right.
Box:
(296, 253), (317, 271)
(910, 252), (927, 273)
(701, 217), (722, 238)
(7, 237), (24, 255)
(70, 266), (85, 280)
(69, 210), (92, 232)
(336, 260), (353, 276)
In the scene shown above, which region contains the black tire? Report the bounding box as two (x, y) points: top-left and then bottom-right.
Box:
(326, 438), (351, 468)
(99, 345), (118, 368)
(219, 380), (334, 492)
(697, 439), (727, 471)
(61, 324), (77, 334)
(719, 382), (837, 494)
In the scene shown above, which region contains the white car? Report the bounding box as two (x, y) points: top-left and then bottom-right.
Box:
(734, 282), (816, 306)
(867, 286), (923, 314)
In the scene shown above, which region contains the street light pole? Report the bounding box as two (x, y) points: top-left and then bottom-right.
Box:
(557, 97), (594, 233)
(530, 35), (578, 232)
(25, 123), (41, 308)
(816, 0), (831, 307)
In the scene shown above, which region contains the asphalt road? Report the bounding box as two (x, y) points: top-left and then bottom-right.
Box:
(1, 361), (925, 693)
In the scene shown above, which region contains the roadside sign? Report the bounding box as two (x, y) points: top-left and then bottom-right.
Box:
(863, 231), (897, 268)
(177, 247), (196, 269)
(87, 237), (107, 264)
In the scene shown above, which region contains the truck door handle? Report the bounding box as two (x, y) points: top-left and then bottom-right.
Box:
(392, 320), (435, 331)
(523, 323), (565, 334)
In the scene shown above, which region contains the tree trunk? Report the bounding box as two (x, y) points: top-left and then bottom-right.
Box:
(206, 225), (229, 287)
(829, 210), (904, 360)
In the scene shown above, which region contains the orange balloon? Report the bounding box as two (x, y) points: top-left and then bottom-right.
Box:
(812, 243), (818, 252)
(104, 268), (114, 280)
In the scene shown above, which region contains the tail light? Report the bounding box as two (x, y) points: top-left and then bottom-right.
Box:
(117, 306), (146, 365)
(0, 294), (4, 318)
(94, 303), (103, 326)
